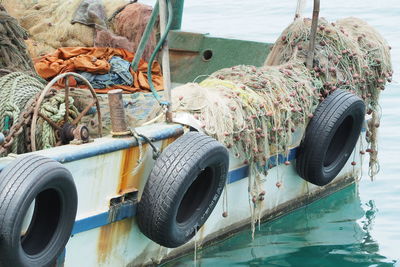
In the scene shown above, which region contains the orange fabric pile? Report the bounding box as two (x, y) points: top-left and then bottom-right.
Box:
(34, 47), (164, 93)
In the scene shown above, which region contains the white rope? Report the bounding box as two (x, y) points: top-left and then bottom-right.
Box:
(129, 128), (145, 176)
(294, 0), (307, 20)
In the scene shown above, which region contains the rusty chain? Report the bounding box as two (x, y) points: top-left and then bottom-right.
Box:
(0, 94), (39, 156)
(0, 85), (93, 156)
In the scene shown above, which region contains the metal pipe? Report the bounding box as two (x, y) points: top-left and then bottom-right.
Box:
(146, 0), (173, 106)
(170, 0), (184, 30)
(108, 89), (130, 136)
(159, 0), (173, 122)
(131, 1), (159, 71)
(306, 0), (320, 69)
(0, 133), (4, 145)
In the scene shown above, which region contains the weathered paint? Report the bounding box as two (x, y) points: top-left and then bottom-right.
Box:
(153, 173), (360, 267)
(168, 30), (272, 84)
(61, 139), (362, 267)
(97, 218), (134, 264)
(72, 199), (137, 235)
(69, 145), (298, 237)
(160, 135), (181, 151)
(0, 119), (367, 267)
(118, 145), (148, 195)
(170, 0), (185, 30)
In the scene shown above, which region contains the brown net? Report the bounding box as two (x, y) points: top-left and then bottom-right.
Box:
(110, 3), (157, 61)
(0, 0), (129, 58)
(0, 5), (36, 77)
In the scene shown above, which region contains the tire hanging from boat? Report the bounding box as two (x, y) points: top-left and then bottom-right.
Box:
(137, 131), (229, 248)
(0, 154), (78, 267)
(296, 89), (365, 186)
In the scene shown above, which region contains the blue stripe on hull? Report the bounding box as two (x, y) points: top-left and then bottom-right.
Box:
(72, 147), (298, 235)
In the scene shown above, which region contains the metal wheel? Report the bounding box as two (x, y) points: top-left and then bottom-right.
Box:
(30, 72), (102, 151)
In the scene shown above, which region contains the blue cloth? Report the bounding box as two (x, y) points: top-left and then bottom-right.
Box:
(78, 56), (133, 89)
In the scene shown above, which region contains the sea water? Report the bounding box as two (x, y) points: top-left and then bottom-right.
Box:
(142, 0), (400, 265)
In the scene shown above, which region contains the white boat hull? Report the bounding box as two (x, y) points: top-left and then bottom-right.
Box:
(0, 123), (364, 267)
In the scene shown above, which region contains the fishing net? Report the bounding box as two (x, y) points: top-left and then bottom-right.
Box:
(69, 88), (159, 136)
(171, 62), (317, 168)
(0, 0), (129, 57)
(0, 72), (80, 155)
(162, 62), (318, 233)
(264, 17), (392, 179)
(151, 16), (391, 233)
(110, 2), (157, 61)
(155, 17), (392, 182)
(0, 5), (36, 77)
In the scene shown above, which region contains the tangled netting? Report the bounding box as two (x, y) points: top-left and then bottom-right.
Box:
(172, 61), (316, 170)
(0, 72), (43, 154)
(163, 17), (392, 233)
(0, 5), (36, 77)
(0, 0), (129, 57)
(0, 72), (79, 156)
(110, 2), (157, 61)
(265, 17), (392, 179)
(167, 17), (391, 181)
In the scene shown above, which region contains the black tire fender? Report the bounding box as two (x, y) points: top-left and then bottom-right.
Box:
(0, 154), (78, 267)
(137, 132), (229, 248)
(296, 89), (365, 186)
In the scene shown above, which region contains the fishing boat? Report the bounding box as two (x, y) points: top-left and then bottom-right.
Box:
(0, 0), (392, 266)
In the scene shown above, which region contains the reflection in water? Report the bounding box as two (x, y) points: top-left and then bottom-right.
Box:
(164, 185), (397, 266)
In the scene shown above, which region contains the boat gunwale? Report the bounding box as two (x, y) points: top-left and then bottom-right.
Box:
(0, 123), (184, 172)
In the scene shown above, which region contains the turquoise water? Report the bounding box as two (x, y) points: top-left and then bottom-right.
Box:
(165, 185), (395, 266)
(148, 0), (400, 265)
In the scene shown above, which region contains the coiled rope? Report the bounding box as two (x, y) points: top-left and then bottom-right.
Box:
(0, 72), (79, 155)
(0, 72), (43, 153)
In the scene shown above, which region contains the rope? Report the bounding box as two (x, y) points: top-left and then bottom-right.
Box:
(0, 72), (44, 153)
(37, 94), (79, 150)
(128, 128), (145, 177)
(0, 72), (79, 155)
(0, 6), (36, 77)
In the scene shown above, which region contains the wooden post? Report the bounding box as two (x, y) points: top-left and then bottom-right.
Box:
(306, 0), (320, 69)
(108, 89), (130, 136)
(159, 0), (173, 122)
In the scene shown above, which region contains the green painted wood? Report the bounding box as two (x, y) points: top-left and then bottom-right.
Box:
(168, 30), (273, 84)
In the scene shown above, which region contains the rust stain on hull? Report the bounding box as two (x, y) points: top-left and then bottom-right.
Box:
(118, 145), (148, 195)
(97, 218), (133, 264)
(161, 135), (181, 151)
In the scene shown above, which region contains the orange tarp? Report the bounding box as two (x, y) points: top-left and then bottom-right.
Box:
(34, 47), (164, 93)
